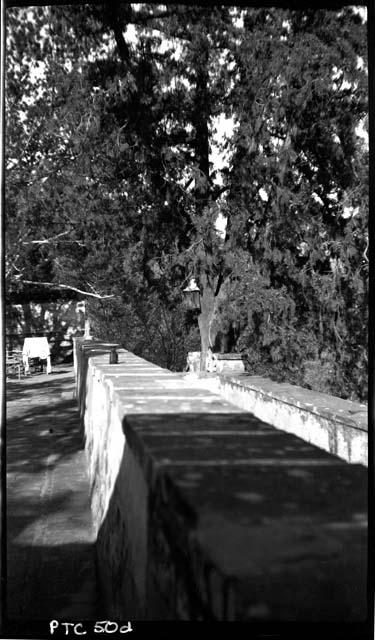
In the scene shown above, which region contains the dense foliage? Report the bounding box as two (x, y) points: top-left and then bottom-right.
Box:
(6, 5), (368, 398)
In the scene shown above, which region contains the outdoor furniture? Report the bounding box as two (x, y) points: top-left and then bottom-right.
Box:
(6, 351), (24, 380)
(22, 337), (52, 375)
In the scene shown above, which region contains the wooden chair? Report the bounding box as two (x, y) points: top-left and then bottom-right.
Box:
(6, 350), (24, 380)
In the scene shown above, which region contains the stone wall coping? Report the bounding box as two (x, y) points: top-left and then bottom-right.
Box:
(80, 347), (367, 621)
(219, 373), (367, 432)
(82, 348), (367, 433)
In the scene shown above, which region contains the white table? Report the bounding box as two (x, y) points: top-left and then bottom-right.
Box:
(22, 337), (52, 375)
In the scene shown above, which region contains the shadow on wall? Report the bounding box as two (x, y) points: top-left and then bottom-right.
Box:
(92, 409), (368, 625)
(6, 300), (86, 362)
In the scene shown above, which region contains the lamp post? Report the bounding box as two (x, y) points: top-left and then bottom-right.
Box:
(182, 278), (201, 311)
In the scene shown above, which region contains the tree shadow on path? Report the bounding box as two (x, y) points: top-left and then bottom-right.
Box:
(6, 368), (106, 628)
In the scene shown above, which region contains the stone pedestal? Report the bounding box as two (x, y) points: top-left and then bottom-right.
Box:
(186, 351), (201, 373)
(215, 353), (246, 373)
(186, 351), (246, 374)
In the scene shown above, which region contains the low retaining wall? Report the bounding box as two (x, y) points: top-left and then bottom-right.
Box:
(216, 374), (367, 467)
(74, 339), (367, 622)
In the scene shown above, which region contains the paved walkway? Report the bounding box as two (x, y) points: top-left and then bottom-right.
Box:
(6, 365), (104, 623)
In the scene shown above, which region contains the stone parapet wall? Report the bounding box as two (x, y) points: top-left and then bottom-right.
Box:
(74, 339), (367, 622)
(216, 374), (367, 466)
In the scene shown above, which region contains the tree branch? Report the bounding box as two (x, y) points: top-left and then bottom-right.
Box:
(20, 280), (115, 299)
(363, 235), (369, 263)
(21, 231), (85, 247)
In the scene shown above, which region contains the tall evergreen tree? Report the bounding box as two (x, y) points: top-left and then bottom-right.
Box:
(5, 4), (368, 396)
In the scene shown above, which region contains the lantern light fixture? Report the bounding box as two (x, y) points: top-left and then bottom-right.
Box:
(182, 278), (201, 310)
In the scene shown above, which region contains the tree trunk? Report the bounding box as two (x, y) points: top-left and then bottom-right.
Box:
(198, 275), (215, 371)
(193, 30), (214, 373)
(22, 302), (34, 335)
